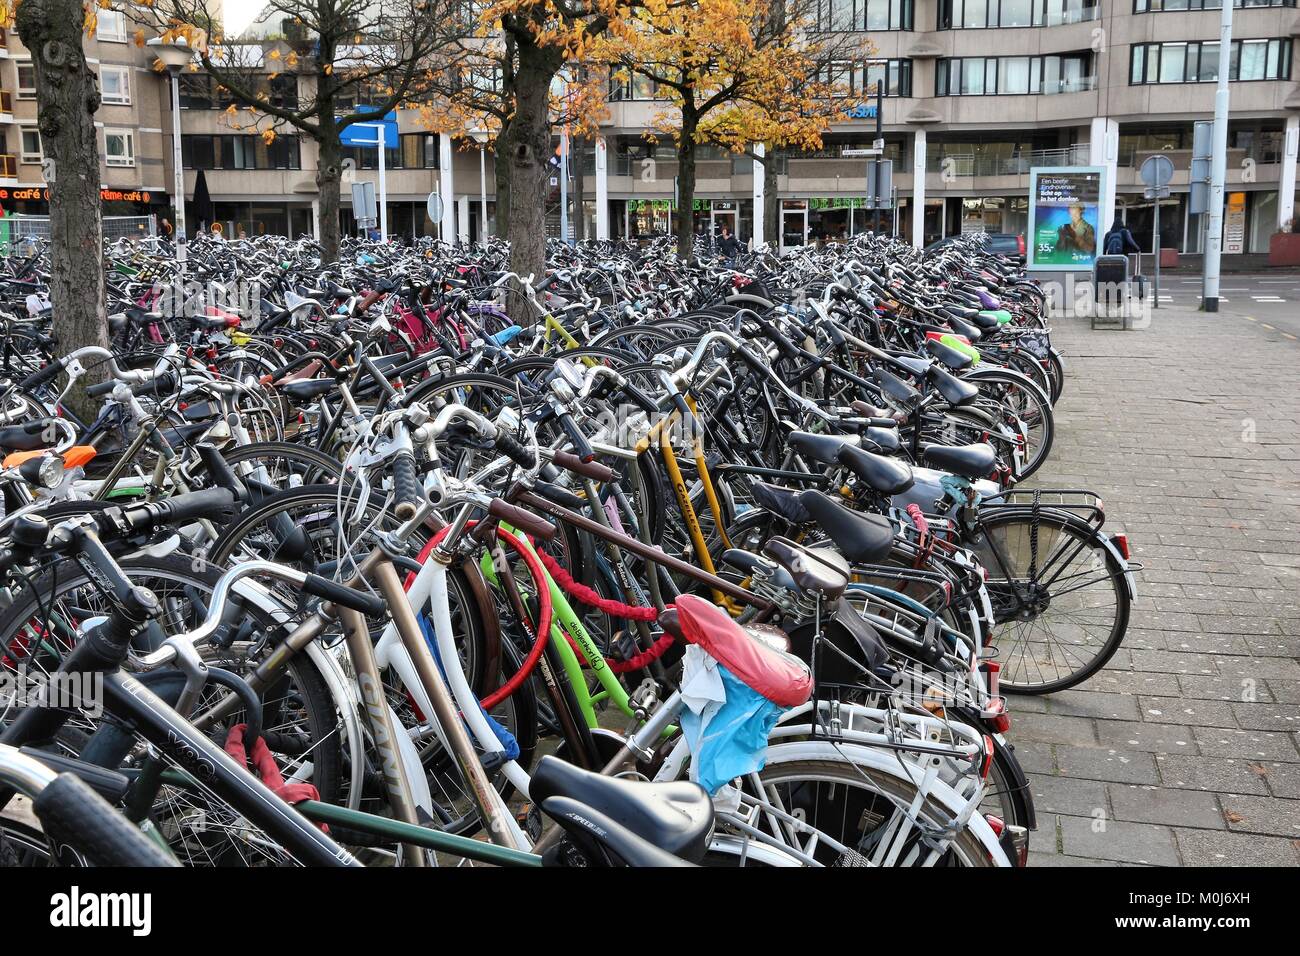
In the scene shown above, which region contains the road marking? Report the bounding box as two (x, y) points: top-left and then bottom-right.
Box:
(1283, 332), (1298, 341)
(1260, 323), (1276, 331)
(1244, 315), (1257, 321)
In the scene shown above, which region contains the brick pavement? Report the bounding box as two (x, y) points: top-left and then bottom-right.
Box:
(1016, 296), (1300, 866)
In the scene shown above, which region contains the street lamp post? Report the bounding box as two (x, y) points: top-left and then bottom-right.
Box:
(469, 129), (490, 241)
(147, 37), (193, 282)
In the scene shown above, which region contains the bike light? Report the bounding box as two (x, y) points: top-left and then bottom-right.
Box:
(19, 454), (64, 489)
(980, 736), (995, 782)
(1112, 533), (1130, 560)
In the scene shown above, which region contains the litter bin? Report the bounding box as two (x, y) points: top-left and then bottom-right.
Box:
(1093, 254), (1131, 328)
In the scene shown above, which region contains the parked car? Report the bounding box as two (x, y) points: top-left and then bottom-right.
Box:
(925, 233), (1026, 263)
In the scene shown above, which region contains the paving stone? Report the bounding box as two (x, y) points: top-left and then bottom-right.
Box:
(1264, 679), (1300, 704)
(1055, 745), (1160, 785)
(1026, 773), (1108, 818)
(1191, 726), (1300, 761)
(1138, 696), (1236, 728)
(1006, 713), (1098, 747)
(1095, 720), (1198, 754)
(1108, 784), (1225, 830)
(1255, 761), (1300, 799)
(1230, 703), (1300, 733)
(1046, 690), (1142, 721)
(1057, 814), (1181, 866)
(1155, 754), (1272, 795)
(1027, 850), (1135, 867)
(1173, 829), (1300, 867)
(1179, 675), (1273, 702)
(1219, 794), (1300, 838)
(1008, 741), (1056, 775)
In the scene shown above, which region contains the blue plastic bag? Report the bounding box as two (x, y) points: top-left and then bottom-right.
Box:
(679, 663), (784, 795)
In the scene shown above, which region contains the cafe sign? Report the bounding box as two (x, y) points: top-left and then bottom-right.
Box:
(0, 187), (153, 203)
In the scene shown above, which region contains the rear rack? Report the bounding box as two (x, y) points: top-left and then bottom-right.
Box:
(980, 488), (1105, 529)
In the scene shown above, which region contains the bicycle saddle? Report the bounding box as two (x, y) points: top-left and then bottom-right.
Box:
(836, 444), (914, 494)
(279, 378), (337, 401)
(924, 338), (974, 372)
(944, 315), (983, 343)
(669, 594), (813, 707)
(926, 366), (979, 407)
(862, 426), (901, 455)
(921, 442), (997, 480)
(538, 795), (695, 867)
(749, 481), (812, 524)
(530, 755), (712, 864)
(787, 430), (858, 465)
(761, 536), (850, 601)
(797, 490), (897, 564)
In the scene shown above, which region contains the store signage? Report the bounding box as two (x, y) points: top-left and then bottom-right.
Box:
(0, 187), (153, 204)
(843, 104), (878, 119)
(1026, 166), (1104, 271)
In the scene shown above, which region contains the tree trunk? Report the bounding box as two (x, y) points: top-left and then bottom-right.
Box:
(16, 0), (105, 421)
(316, 129), (343, 261)
(504, 37), (559, 283)
(764, 146), (779, 249)
(674, 113), (698, 257)
(573, 134), (586, 241)
(493, 127), (511, 238)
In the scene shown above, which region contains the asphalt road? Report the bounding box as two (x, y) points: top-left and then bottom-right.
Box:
(1145, 274), (1300, 341)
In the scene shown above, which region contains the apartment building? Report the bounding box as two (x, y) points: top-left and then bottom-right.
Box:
(596, 0), (1299, 253)
(0, 3), (1295, 254)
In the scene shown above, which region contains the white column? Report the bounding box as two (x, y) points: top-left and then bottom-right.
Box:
(595, 136), (609, 240)
(457, 195), (471, 244)
(439, 134), (455, 242)
(311, 199), (321, 240)
(1089, 117), (1119, 231)
(1279, 115), (1299, 232)
(752, 143), (765, 249)
(911, 129), (926, 249)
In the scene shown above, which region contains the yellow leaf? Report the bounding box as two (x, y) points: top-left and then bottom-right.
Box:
(262, 129), (277, 145)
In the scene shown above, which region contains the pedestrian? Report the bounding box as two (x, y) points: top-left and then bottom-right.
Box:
(718, 225), (742, 266)
(1103, 220), (1141, 256)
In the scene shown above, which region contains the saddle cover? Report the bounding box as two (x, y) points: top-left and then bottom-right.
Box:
(679, 645), (786, 795)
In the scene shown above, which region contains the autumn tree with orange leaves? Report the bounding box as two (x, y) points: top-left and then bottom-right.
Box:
(137, 0), (464, 260)
(598, 0), (865, 255)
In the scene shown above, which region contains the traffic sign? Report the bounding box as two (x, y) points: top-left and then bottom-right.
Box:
(1139, 154), (1174, 188)
(842, 148), (881, 157)
(426, 191), (443, 223)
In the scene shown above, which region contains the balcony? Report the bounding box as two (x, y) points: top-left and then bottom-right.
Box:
(0, 154), (17, 181)
(927, 144), (1090, 177)
(0, 91), (12, 123)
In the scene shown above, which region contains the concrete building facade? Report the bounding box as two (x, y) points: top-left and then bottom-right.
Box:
(0, 2), (1296, 253)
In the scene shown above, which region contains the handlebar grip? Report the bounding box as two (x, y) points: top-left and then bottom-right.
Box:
(132, 371), (178, 398)
(532, 480), (587, 511)
(31, 773), (179, 867)
(620, 383), (661, 415)
(487, 498), (557, 541)
(390, 450), (424, 521)
(17, 358), (65, 392)
(552, 450), (614, 483)
(85, 378), (118, 398)
(556, 411), (597, 464)
(151, 487), (238, 528)
(302, 574), (388, 617)
(494, 428), (537, 469)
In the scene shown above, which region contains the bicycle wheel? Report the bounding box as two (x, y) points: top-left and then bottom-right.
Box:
(969, 508), (1130, 694)
(0, 555), (344, 866)
(708, 752), (999, 867)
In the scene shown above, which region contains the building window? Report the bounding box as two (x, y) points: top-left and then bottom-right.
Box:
(1135, 0), (1294, 10)
(17, 62), (36, 100)
(96, 8), (128, 42)
(937, 53), (1093, 94)
(816, 0), (914, 30)
(939, 0), (1098, 27)
(178, 73), (213, 109)
(1130, 39), (1292, 83)
(104, 128), (135, 167)
(819, 59), (912, 96)
(100, 65), (131, 105)
(182, 134), (302, 170)
(19, 128), (42, 164)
